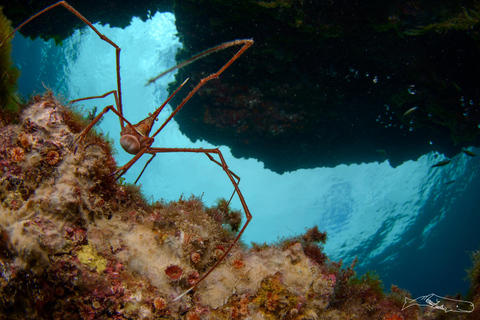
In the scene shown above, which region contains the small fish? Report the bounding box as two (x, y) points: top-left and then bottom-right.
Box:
(402, 106), (417, 117)
(376, 149), (387, 156)
(403, 293), (474, 313)
(431, 159), (451, 168)
(463, 149), (476, 157)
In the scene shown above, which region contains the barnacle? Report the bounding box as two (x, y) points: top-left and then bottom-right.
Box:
(17, 132), (31, 149)
(45, 150), (60, 165)
(213, 245), (225, 259)
(187, 271), (200, 286)
(190, 251), (201, 264)
(165, 264), (183, 281)
(78, 305), (95, 320)
(185, 311), (201, 320)
(153, 297), (167, 310)
(9, 147), (25, 162)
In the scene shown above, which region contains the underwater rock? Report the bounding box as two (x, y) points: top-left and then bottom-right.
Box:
(169, 0), (480, 173)
(0, 0), (173, 42)
(0, 93), (475, 319)
(3, 1), (480, 172)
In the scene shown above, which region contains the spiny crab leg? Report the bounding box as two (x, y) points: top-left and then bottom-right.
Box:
(0, 1), (126, 130)
(145, 147), (252, 300)
(146, 39), (253, 86)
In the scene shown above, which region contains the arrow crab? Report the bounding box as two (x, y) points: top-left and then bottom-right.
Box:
(1, 0), (253, 300)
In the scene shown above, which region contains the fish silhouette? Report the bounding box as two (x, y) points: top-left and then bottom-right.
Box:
(431, 159), (451, 168)
(403, 293), (474, 313)
(463, 149), (477, 157)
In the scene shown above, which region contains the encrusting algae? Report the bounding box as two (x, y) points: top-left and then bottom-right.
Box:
(77, 244), (107, 273)
(0, 93), (478, 319)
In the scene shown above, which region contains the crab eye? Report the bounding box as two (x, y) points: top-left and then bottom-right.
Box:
(120, 134), (141, 154)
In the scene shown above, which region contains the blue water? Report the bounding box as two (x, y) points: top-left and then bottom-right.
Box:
(10, 11), (480, 298)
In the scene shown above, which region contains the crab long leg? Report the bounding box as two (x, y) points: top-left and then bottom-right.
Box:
(0, 1), (125, 129)
(135, 149), (241, 205)
(134, 154), (157, 184)
(72, 105), (137, 148)
(204, 153), (240, 205)
(69, 90), (120, 108)
(145, 147), (252, 301)
(146, 39), (253, 86)
(149, 39), (254, 138)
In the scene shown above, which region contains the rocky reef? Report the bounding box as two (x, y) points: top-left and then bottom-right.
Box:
(1, 92), (479, 320)
(2, 0), (480, 172)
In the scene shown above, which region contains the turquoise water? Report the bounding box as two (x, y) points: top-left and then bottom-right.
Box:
(11, 11), (480, 297)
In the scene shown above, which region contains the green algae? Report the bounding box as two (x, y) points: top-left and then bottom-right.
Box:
(0, 6), (21, 122)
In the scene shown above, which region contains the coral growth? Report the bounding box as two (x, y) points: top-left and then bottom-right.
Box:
(0, 94), (478, 319)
